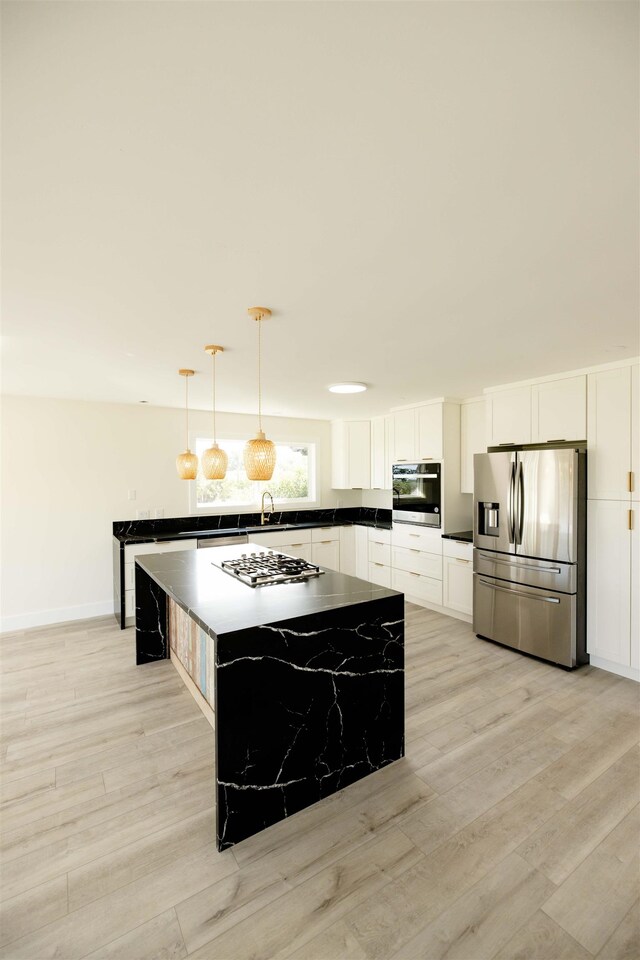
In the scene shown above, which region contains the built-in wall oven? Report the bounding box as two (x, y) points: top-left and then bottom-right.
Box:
(392, 462), (442, 527)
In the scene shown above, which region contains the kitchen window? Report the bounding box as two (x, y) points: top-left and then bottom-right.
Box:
(193, 438), (316, 510)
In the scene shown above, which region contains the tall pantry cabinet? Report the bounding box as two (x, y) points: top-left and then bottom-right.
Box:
(587, 362), (639, 678)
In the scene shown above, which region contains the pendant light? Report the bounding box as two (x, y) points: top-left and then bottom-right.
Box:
(176, 368), (198, 480)
(244, 306), (277, 481)
(201, 345), (228, 480)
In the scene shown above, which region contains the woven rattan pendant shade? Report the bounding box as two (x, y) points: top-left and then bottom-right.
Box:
(176, 369), (198, 480)
(244, 430), (277, 481)
(244, 307), (276, 481)
(202, 345), (228, 480)
(202, 442), (228, 480)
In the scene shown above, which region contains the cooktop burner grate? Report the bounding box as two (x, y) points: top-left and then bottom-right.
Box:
(214, 551), (324, 587)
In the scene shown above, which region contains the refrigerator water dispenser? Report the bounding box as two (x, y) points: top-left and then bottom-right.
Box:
(479, 501), (500, 537)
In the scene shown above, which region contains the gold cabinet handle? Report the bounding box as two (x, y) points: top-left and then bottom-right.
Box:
(629, 509), (634, 531)
(456, 558), (471, 564)
(629, 472), (635, 493)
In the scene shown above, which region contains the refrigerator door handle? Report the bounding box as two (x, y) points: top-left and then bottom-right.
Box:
(507, 462), (516, 544)
(477, 578), (561, 603)
(476, 553), (562, 575)
(515, 460), (524, 545)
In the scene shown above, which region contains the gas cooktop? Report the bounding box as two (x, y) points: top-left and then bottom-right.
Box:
(214, 551), (325, 587)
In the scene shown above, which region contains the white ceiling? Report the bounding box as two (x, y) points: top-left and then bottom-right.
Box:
(2, 1), (638, 420)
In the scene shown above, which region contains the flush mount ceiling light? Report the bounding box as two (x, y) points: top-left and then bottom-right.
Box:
(328, 382), (368, 394)
(176, 368), (198, 480)
(201, 345), (228, 480)
(244, 306), (277, 481)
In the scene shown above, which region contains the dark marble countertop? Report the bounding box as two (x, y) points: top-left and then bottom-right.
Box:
(116, 517), (392, 545)
(441, 530), (473, 543)
(136, 541), (400, 636)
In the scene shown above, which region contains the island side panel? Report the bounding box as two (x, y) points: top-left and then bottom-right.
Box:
(215, 592), (404, 850)
(135, 563), (169, 665)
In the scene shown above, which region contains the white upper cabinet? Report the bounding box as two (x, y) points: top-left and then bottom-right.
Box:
(487, 375), (587, 447)
(392, 403), (443, 462)
(331, 420), (371, 489)
(532, 375), (586, 443)
(486, 386), (532, 446)
(460, 398), (486, 494)
(392, 409), (416, 462)
(416, 405), (443, 461)
(587, 366), (633, 501)
(371, 415), (392, 489)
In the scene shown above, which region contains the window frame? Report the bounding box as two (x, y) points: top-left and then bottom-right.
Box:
(188, 435), (319, 515)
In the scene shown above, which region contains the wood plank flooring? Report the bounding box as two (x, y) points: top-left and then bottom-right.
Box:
(1, 604), (638, 959)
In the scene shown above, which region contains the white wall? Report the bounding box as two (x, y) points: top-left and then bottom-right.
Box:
(0, 395), (358, 630)
(362, 490), (392, 510)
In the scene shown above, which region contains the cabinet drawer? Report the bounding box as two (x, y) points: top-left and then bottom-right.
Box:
(392, 569), (442, 605)
(369, 540), (391, 566)
(310, 526), (341, 543)
(124, 538), (198, 561)
(250, 529), (312, 548)
(368, 527), (391, 546)
(442, 539), (473, 562)
(393, 546), (442, 580)
(281, 543), (312, 562)
(369, 562), (392, 588)
(392, 524), (442, 554)
(311, 540), (340, 571)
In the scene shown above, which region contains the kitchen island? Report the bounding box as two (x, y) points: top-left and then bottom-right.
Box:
(135, 543), (404, 850)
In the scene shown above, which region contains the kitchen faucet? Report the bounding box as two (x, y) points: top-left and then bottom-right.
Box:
(260, 490), (275, 525)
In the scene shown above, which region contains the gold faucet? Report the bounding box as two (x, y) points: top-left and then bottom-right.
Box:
(261, 490), (275, 525)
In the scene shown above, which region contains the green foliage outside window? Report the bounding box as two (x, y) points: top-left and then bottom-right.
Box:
(195, 439), (313, 507)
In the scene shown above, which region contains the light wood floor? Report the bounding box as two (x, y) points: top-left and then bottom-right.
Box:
(1, 604), (638, 960)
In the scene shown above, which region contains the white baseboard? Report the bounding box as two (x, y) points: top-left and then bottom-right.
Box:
(588, 656), (639, 683)
(403, 595), (473, 624)
(0, 601), (114, 634)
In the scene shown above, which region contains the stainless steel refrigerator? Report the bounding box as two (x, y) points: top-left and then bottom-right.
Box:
(473, 446), (587, 668)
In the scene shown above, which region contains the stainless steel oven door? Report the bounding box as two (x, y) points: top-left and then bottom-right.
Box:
(473, 574), (577, 667)
(392, 464), (441, 527)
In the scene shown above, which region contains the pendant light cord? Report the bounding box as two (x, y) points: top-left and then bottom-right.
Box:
(212, 352), (217, 444)
(257, 316), (262, 432)
(185, 374), (189, 450)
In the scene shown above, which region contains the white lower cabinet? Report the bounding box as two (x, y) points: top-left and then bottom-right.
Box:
(124, 538), (198, 626)
(354, 525), (369, 580)
(310, 527), (341, 571)
(391, 522), (443, 608)
(369, 562), (392, 588)
(368, 527), (392, 587)
(249, 528), (313, 562)
(587, 500), (637, 675)
(392, 545), (442, 580)
(339, 526), (356, 576)
(442, 540), (473, 616)
(392, 568), (443, 606)
(124, 589), (135, 619)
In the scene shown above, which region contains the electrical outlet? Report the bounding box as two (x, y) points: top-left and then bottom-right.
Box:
(137, 509), (150, 520)
(128, 490), (136, 501)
